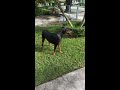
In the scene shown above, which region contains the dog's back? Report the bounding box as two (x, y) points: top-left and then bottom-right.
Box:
(42, 30), (60, 45)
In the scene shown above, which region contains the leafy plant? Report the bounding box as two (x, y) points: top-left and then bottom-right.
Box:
(63, 21), (85, 37)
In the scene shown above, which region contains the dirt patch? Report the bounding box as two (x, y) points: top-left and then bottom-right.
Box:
(35, 15), (60, 26)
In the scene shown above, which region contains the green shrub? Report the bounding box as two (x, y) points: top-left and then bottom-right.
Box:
(48, 7), (59, 16)
(35, 7), (51, 16)
(72, 27), (85, 37)
(35, 6), (60, 16)
(63, 21), (85, 37)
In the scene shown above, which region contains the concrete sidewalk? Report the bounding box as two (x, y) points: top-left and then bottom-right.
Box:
(35, 11), (84, 26)
(35, 67), (85, 90)
(35, 6), (85, 26)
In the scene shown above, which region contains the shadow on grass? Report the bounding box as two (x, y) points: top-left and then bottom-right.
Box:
(35, 26), (46, 34)
(35, 44), (51, 52)
(35, 25), (62, 34)
(35, 62), (65, 86)
(35, 60), (84, 86)
(35, 44), (43, 52)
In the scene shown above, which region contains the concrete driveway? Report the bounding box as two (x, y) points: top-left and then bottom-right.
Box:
(35, 67), (85, 90)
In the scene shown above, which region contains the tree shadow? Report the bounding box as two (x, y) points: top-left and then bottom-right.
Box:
(35, 44), (42, 52)
(35, 62), (64, 86)
(35, 44), (50, 52)
(35, 26), (47, 33)
(35, 16), (51, 20)
(35, 58), (85, 86)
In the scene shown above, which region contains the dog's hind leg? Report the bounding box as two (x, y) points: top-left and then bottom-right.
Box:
(42, 36), (45, 50)
(53, 44), (57, 56)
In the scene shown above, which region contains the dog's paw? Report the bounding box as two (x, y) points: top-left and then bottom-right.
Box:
(60, 51), (63, 54)
(52, 52), (56, 56)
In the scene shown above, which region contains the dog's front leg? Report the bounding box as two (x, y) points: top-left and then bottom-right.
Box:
(53, 45), (57, 55)
(58, 44), (62, 54)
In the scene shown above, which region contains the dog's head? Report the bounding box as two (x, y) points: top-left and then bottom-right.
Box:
(61, 27), (73, 35)
(61, 27), (69, 34)
(61, 27), (67, 34)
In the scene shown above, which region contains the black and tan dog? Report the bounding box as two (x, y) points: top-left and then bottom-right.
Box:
(41, 27), (69, 55)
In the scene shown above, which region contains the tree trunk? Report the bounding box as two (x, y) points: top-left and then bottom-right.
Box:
(55, 0), (73, 28)
(65, 0), (72, 12)
(80, 13), (85, 28)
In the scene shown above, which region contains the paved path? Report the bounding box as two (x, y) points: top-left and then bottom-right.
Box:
(35, 7), (85, 26)
(35, 67), (85, 90)
(35, 16), (59, 26)
(35, 12), (84, 26)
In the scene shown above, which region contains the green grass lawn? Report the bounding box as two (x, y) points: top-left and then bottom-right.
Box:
(35, 25), (85, 86)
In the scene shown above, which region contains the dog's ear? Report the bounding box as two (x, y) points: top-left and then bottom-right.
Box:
(62, 27), (67, 34)
(62, 23), (66, 27)
(61, 26), (65, 29)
